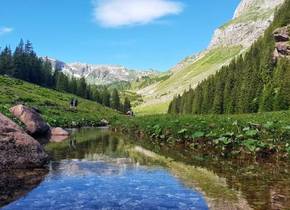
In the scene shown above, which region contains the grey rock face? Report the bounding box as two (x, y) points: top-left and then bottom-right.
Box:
(209, 0), (285, 49)
(0, 113), (48, 170)
(233, 0), (285, 19)
(273, 24), (290, 60)
(170, 0), (285, 74)
(274, 25), (290, 42)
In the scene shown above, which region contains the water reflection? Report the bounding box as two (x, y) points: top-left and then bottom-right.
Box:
(133, 136), (290, 210)
(2, 127), (290, 210)
(3, 128), (209, 210)
(0, 169), (48, 207)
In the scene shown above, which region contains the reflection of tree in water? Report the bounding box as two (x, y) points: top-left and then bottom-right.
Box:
(136, 141), (290, 210)
(46, 128), (290, 209)
(0, 169), (48, 207)
(46, 129), (129, 161)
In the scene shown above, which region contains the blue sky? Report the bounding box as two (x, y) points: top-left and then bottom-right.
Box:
(0, 0), (240, 71)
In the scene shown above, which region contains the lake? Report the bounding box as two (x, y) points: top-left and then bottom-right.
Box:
(1, 128), (290, 210)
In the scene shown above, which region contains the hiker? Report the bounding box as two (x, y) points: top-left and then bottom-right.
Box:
(70, 98), (78, 110)
(126, 109), (134, 117)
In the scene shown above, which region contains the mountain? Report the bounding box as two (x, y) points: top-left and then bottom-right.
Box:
(168, 0), (290, 115)
(42, 57), (159, 85)
(135, 0), (285, 115)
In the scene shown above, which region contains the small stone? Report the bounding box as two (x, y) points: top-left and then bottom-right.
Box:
(100, 119), (109, 126)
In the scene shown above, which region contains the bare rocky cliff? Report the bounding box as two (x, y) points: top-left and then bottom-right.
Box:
(209, 0), (285, 49)
(170, 0), (285, 73)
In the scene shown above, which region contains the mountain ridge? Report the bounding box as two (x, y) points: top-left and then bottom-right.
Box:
(43, 57), (159, 85)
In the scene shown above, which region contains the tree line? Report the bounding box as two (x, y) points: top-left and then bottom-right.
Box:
(0, 40), (131, 113)
(168, 0), (290, 115)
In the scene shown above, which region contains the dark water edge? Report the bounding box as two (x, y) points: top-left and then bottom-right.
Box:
(1, 127), (290, 210)
(0, 169), (48, 207)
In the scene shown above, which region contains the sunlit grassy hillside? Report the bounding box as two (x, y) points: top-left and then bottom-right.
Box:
(0, 76), (120, 127)
(135, 46), (242, 115)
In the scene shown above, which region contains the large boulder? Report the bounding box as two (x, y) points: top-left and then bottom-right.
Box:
(0, 113), (48, 170)
(9, 105), (49, 136)
(49, 127), (70, 143)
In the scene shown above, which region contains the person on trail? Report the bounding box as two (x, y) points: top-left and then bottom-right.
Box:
(74, 98), (78, 108)
(70, 98), (74, 109)
(126, 109), (134, 117)
(70, 98), (78, 110)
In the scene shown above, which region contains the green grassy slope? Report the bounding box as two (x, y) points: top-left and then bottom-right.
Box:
(0, 76), (120, 127)
(112, 110), (290, 157)
(135, 46), (242, 115)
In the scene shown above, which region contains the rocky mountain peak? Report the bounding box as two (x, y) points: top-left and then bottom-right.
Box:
(208, 0), (285, 49)
(233, 0), (284, 19)
(42, 57), (159, 85)
(169, 0), (285, 74)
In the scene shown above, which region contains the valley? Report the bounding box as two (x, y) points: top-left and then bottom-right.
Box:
(0, 0), (290, 209)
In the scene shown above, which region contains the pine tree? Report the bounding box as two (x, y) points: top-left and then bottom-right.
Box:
(111, 88), (121, 111)
(55, 72), (69, 92)
(77, 77), (87, 98)
(13, 39), (26, 80)
(0, 46), (14, 76)
(273, 59), (290, 110)
(102, 88), (111, 107)
(123, 97), (131, 113)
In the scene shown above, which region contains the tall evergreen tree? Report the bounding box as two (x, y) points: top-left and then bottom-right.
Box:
(111, 88), (121, 111)
(102, 88), (111, 107)
(77, 77), (87, 98)
(123, 97), (131, 113)
(0, 46), (14, 75)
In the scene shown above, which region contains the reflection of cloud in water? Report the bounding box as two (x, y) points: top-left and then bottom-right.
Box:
(3, 159), (208, 210)
(49, 156), (138, 177)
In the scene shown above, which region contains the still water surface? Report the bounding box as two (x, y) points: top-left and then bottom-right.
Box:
(1, 128), (208, 210)
(1, 127), (290, 210)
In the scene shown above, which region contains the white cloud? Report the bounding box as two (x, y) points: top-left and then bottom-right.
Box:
(93, 0), (183, 28)
(0, 27), (13, 35)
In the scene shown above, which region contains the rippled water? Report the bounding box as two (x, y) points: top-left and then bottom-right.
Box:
(1, 128), (208, 210)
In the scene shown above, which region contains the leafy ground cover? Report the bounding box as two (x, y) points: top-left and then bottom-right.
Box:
(112, 111), (290, 158)
(0, 76), (120, 127)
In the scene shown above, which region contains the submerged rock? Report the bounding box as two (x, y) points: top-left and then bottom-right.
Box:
(9, 105), (50, 136)
(50, 127), (69, 136)
(0, 113), (48, 170)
